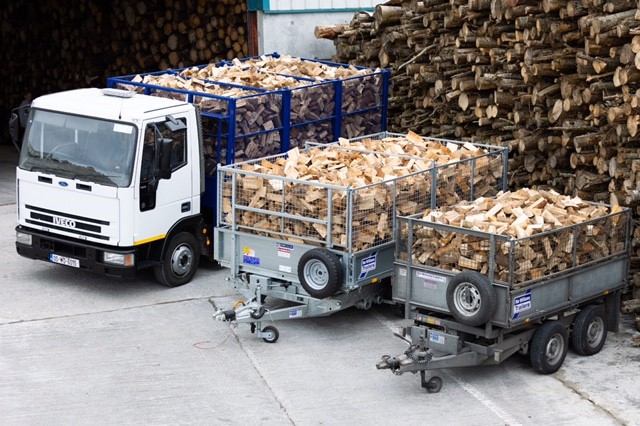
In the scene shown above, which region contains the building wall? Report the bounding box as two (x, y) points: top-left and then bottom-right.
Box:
(256, 12), (354, 59)
(265, 0), (378, 11)
(249, 0), (378, 60)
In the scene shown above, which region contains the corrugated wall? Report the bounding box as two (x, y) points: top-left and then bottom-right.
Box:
(261, 0), (377, 12)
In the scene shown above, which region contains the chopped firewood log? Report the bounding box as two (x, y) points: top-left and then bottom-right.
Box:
(405, 188), (625, 285)
(222, 132), (502, 252)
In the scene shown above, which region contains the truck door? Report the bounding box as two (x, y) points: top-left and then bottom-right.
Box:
(135, 116), (194, 244)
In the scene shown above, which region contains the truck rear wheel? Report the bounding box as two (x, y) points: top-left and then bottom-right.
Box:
(571, 305), (607, 356)
(297, 248), (343, 299)
(446, 271), (496, 326)
(154, 232), (200, 287)
(530, 321), (568, 374)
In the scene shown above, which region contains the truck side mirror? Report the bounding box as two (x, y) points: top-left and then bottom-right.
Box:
(157, 137), (173, 180)
(8, 112), (20, 150)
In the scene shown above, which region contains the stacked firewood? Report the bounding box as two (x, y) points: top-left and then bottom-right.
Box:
(115, 73), (283, 167)
(0, 0), (248, 143)
(181, 55), (386, 142)
(405, 188), (627, 286)
(119, 55), (386, 162)
(318, 0), (640, 327)
(222, 133), (501, 251)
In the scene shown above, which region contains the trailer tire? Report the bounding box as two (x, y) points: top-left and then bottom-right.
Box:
(530, 321), (568, 374)
(261, 325), (279, 343)
(298, 248), (343, 299)
(154, 232), (200, 287)
(446, 271), (496, 326)
(571, 305), (607, 356)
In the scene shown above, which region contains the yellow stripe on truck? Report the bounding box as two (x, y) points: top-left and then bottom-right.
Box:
(134, 234), (166, 246)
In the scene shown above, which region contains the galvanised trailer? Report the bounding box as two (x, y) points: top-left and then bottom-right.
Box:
(376, 203), (631, 393)
(213, 133), (507, 342)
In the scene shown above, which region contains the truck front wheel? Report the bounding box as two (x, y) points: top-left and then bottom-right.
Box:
(154, 232), (200, 287)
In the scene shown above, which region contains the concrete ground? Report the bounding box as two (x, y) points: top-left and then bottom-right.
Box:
(1, 143), (639, 425)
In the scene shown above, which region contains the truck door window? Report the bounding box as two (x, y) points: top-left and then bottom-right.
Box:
(139, 118), (187, 211)
(166, 118), (187, 171)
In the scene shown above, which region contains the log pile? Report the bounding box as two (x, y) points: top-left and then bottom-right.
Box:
(406, 188), (627, 286)
(222, 133), (501, 251)
(318, 0), (640, 326)
(1, 0), (248, 143)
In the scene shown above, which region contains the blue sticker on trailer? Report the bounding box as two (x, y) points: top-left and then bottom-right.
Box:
(358, 251), (377, 280)
(512, 289), (532, 319)
(243, 255), (260, 266)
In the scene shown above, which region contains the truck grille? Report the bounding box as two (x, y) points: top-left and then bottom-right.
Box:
(25, 204), (110, 241)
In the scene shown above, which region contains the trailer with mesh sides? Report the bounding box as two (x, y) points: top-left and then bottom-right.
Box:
(376, 201), (631, 393)
(212, 132), (507, 342)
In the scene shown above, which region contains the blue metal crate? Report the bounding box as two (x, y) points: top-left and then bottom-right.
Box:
(106, 54), (389, 217)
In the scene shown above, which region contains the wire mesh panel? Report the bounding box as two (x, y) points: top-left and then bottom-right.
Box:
(219, 132), (507, 255)
(432, 151), (505, 208)
(308, 132), (508, 209)
(289, 81), (338, 149)
(342, 110), (384, 139)
(400, 200), (630, 289)
(341, 73), (383, 113)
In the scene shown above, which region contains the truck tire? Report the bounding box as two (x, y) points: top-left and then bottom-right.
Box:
(154, 232), (200, 287)
(446, 271), (496, 326)
(297, 248), (343, 299)
(571, 305), (607, 356)
(530, 321), (568, 374)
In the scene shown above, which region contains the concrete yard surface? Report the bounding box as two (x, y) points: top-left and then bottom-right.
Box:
(1, 142), (639, 425)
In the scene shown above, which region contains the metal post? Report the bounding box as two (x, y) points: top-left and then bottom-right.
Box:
(333, 80), (343, 139)
(381, 69), (390, 132)
(404, 217), (413, 320)
(281, 89), (291, 152)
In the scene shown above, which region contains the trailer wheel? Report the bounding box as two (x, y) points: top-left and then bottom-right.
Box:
(298, 248), (343, 298)
(572, 305), (607, 356)
(446, 271), (496, 326)
(154, 232), (200, 287)
(261, 325), (279, 343)
(530, 321), (568, 374)
(425, 376), (443, 394)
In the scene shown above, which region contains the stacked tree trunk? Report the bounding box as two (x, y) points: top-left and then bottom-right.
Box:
(0, 0), (248, 143)
(318, 0), (640, 328)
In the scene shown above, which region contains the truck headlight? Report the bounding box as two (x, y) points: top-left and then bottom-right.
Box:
(104, 252), (135, 267)
(16, 231), (32, 246)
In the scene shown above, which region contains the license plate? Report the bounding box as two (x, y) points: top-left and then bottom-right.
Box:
(49, 253), (80, 268)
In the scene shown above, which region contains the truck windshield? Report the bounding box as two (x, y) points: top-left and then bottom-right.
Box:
(19, 109), (137, 187)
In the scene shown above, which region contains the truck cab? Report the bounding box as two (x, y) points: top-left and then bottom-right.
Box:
(14, 88), (208, 286)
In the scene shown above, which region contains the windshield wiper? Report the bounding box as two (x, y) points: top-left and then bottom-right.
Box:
(24, 166), (54, 174)
(72, 173), (120, 185)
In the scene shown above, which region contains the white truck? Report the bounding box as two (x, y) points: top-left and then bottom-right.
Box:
(13, 88), (209, 286)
